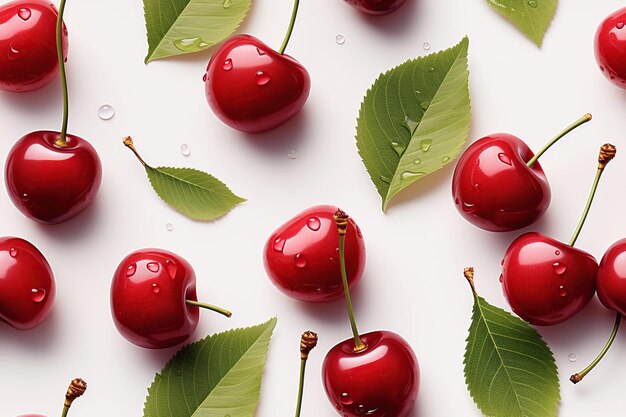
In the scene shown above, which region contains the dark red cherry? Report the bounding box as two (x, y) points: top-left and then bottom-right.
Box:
(452, 133), (550, 232)
(263, 205), (365, 302)
(322, 331), (419, 417)
(4, 130), (102, 224)
(0, 0), (68, 92)
(594, 7), (626, 89)
(204, 34), (310, 133)
(501, 233), (598, 326)
(596, 239), (626, 315)
(0, 237), (55, 330)
(343, 0), (408, 15)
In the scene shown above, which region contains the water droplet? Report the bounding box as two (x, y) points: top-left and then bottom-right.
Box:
(17, 7), (31, 20)
(152, 283), (161, 294)
(165, 259), (177, 279)
(380, 175), (391, 184)
(255, 71), (271, 86)
(256, 47), (266, 55)
(173, 37), (209, 52)
(307, 217), (321, 231)
(423, 42), (431, 50)
(336, 34), (346, 45)
(180, 144), (191, 156)
(500, 258), (504, 266)
(20, 193), (29, 202)
(559, 285), (567, 297)
(420, 100), (431, 110)
(355, 405), (367, 415)
(98, 104), (115, 120)
(147, 262), (160, 273)
(499, 274), (504, 283)
(356, 225), (363, 238)
(126, 263), (137, 277)
(401, 171), (425, 181)
(527, 0), (537, 8)
(442, 156), (450, 164)
(176, 369), (183, 376)
(202, 73), (208, 82)
(555, 250), (560, 256)
(413, 158), (421, 165)
(498, 152), (512, 166)
(166, 223), (174, 232)
(420, 139), (432, 152)
(9, 248), (17, 258)
(287, 149), (298, 159)
(568, 353), (577, 362)
(473, 183), (480, 192)
(340, 393), (353, 405)
(427, 66), (434, 73)
(391, 141), (406, 156)
(553, 262), (567, 275)
(31, 288), (46, 303)
(600, 65), (605, 72)
(7, 44), (20, 61)
(617, 22), (625, 29)
(222, 0), (232, 8)
(273, 238), (286, 252)
(223, 58), (233, 71)
(293, 253), (307, 268)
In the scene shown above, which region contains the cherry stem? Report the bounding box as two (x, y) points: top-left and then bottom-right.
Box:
(278, 0), (301, 54)
(526, 113), (592, 168)
(185, 300), (232, 318)
(570, 313), (621, 384)
(335, 210), (366, 352)
(55, 0), (69, 148)
(294, 331), (318, 417)
(123, 137), (148, 166)
(569, 143), (616, 246)
(61, 378), (86, 417)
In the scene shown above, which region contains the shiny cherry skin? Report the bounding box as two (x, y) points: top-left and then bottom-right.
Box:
(594, 7), (626, 89)
(264, 205), (365, 302)
(596, 239), (626, 315)
(343, 0), (407, 15)
(501, 232), (598, 326)
(0, 237), (55, 330)
(111, 248), (202, 349)
(0, 0), (68, 93)
(452, 134), (550, 232)
(5, 131), (102, 224)
(204, 34), (310, 133)
(323, 331), (419, 417)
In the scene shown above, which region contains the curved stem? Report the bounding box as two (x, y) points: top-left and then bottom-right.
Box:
(526, 114), (592, 168)
(186, 300), (232, 318)
(123, 137), (148, 166)
(569, 168), (603, 246)
(54, 0), (69, 148)
(294, 358), (306, 417)
(571, 313), (621, 384)
(278, 0), (301, 54)
(338, 233), (366, 352)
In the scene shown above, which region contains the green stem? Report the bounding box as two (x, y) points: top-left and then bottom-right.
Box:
(339, 234), (366, 351)
(526, 114), (592, 168)
(570, 313), (621, 384)
(185, 300), (232, 318)
(54, 0), (69, 148)
(294, 359), (306, 417)
(278, 0), (301, 54)
(568, 167), (603, 246)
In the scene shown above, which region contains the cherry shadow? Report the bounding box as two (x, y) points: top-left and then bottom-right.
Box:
(357, 0), (421, 36)
(240, 108), (311, 155)
(0, 79), (63, 117)
(0, 308), (62, 352)
(33, 195), (104, 243)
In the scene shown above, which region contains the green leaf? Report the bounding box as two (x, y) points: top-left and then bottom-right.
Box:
(143, 0), (252, 63)
(356, 37), (471, 211)
(485, 0), (557, 47)
(145, 166), (246, 221)
(463, 270), (560, 417)
(144, 318), (277, 417)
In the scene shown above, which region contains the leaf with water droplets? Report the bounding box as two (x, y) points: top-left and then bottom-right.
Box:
(143, 318), (277, 417)
(356, 37), (471, 211)
(143, 0), (252, 63)
(485, 0), (557, 47)
(463, 270), (560, 417)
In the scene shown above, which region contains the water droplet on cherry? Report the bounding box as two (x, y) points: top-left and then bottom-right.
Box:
(559, 285), (567, 297)
(617, 22), (625, 29)
(555, 250), (560, 256)
(498, 153), (512, 166)
(165, 259), (177, 279)
(499, 274), (504, 283)
(356, 225), (363, 238)
(9, 248), (17, 258)
(147, 262), (160, 273)
(255, 71), (271, 86)
(256, 47), (266, 55)
(294, 253), (307, 268)
(307, 217), (321, 231)
(152, 283), (161, 294)
(181, 144), (191, 156)
(31, 288), (46, 303)
(17, 7), (31, 20)
(126, 263), (137, 277)
(223, 58), (233, 71)
(553, 262), (567, 275)
(98, 104), (115, 120)
(273, 238), (286, 252)
(8, 44), (20, 61)
(202, 73), (208, 82)
(340, 393), (353, 405)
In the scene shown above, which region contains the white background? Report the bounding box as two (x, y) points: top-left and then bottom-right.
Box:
(2, 0), (626, 416)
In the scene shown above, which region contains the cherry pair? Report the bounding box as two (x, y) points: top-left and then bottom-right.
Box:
(264, 206), (419, 417)
(1, 0), (102, 224)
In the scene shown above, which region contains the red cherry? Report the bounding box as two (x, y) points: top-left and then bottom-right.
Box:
(0, 0), (68, 93)
(204, 34), (310, 133)
(596, 239), (626, 315)
(322, 331), (419, 417)
(343, 0), (407, 15)
(594, 7), (626, 89)
(0, 237), (55, 330)
(4, 131), (102, 224)
(111, 248), (231, 349)
(264, 205), (365, 302)
(501, 233), (598, 326)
